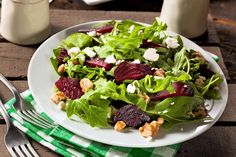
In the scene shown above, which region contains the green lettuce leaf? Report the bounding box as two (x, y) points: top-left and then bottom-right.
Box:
(62, 33), (93, 49)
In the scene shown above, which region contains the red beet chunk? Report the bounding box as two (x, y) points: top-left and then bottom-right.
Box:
(140, 40), (162, 48)
(150, 82), (194, 101)
(150, 90), (171, 101)
(114, 62), (154, 83)
(78, 25), (114, 34)
(198, 65), (215, 78)
(55, 77), (83, 100)
(58, 48), (69, 65)
(85, 58), (113, 71)
(95, 25), (114, 34)
(114, 105), (151, 128)
(173, 82), (194, 97)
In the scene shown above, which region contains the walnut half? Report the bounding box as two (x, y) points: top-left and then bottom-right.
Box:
(139, 117), (164, 138)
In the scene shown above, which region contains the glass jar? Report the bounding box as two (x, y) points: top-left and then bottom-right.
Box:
(160, 0), (210, 38)
(0, 0), (50, 45)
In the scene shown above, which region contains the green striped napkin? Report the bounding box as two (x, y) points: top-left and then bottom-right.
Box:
(3, 90), (180, 157)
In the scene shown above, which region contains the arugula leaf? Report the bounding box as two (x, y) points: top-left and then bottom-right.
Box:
(172, 47), (187, 75)
(62, 33), (93, 49)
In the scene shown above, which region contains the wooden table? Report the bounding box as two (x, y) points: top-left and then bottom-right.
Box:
(0, 10), (235, 157)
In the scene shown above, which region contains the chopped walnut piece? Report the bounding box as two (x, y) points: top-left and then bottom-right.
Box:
(114, 121), (126, 132)
(57, 64), (65, 73)
(154, 68), (165, 77)
(192, 51), (206, 64)
(138, 92), (150, 103)
(139, 117), (164, 138)
(51, 91), (66, 104)
(72, 59), (79, 65)
(194, 106), (208, 117)
(195, 76), (206, 86)
(80, 78), (94, 93)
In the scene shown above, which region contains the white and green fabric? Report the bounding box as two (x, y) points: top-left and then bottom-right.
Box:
(3, 90), (181, 157)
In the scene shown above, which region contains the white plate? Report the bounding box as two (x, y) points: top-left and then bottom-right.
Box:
(82, 0), (112, 5)
(28, 20), (228, 148)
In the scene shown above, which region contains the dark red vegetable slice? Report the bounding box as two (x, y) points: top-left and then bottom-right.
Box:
(55, 77), (83, 100)
(150, 90), (171, 101)
(150, 82), (194, 101)
(85, 58), (113, 71)
(58, 48), (69, 65)
(172, 82), (194, 97)
(114, 105), (151, 128)
(114, 62), (154, 83)
(78, 25), (114, 34)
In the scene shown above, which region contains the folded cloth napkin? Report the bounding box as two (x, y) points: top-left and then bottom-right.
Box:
(3, 90), (180, 157)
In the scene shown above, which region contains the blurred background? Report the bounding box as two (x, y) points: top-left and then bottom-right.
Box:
(50, 0), (236, 82)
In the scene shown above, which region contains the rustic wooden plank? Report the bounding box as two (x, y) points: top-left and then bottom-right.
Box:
(177, 127), (236, 157)
(0, 43), (35, 77)
(219, 84), (236, 122)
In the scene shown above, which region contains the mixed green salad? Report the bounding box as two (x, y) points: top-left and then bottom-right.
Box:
(50, 18), (223, 138)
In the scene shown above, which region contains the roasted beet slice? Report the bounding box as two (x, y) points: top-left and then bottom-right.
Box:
(150, 90), (171, 101)
(85, 58), (113, 71)
(114, 105), (151, 128)
(173, 82), (194, 97)
(55, 77), (83, 100)
(95, 25), (114, 34)
(58, 48), (69, 65)
(78, 25), (114, 34)
(114, 62), (154, 83)
(198, 65), (215, 78)
(150, 82), (194, 101)
(140, 40), (162, 48)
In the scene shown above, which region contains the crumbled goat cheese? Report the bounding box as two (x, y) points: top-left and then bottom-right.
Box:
(83, 47), (96, 58)
(68, 47), (81, 57)
(165, 37), (180, 49)
(127, 84), (136, 94)
(143, 48), (159, 62)
(105, 54), (117, 64)
(87, 31), (97, 37)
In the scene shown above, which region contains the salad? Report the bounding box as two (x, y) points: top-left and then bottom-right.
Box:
(50, 18), (223, 140)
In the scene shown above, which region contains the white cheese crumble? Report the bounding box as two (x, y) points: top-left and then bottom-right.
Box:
(68, 47), (81, 57)
(87, 30), (96, 37)
(128, 25), (135, 33)
(127, 84), (136, 94)
(132, 59), (141, 64)
(170, 102), (175, 105)
(165, 37), (180, 49)
(143, 48), (159, 62)
(105, 54), (116, 64)
(83, 47), (96, 58)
